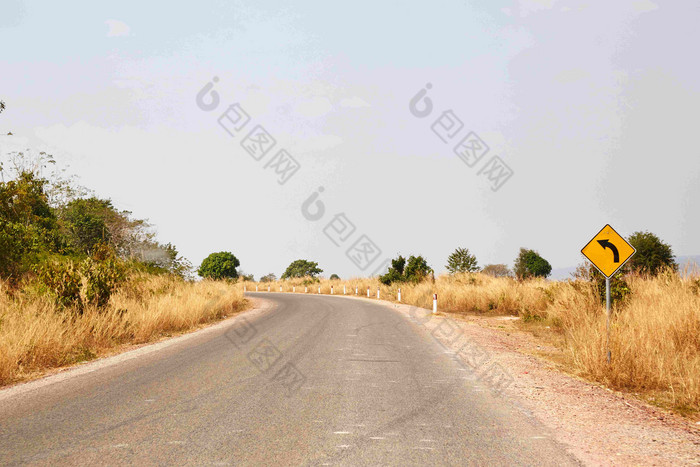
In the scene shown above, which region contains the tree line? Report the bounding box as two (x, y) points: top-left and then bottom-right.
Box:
(198, 230), (676, 288)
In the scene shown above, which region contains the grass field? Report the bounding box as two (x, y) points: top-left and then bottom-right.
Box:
(0, 275), (246, 387)
(243, 271), (700, 416)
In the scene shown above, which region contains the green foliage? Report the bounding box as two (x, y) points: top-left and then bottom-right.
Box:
(60, 198), (112, 254)
(329, 274), (340, 280)
(446, 247), (478, 274)
(259, 273), (276, 283)
(281, 259), (323, 279)
(481, 264), (513, 278)
(627, 231), (676, 276)
(380, 254), (433, 285)
(198, 252), (240, 280)
(514, 248), (552, 279)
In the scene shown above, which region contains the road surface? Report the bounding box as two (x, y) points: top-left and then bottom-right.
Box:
(0, 293), (580, 466)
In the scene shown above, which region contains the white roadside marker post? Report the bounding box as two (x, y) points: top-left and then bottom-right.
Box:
(280, 286), (282, 292)
(318, 286), (321, 294)
(343, 285), (346, 295)
(293, 286), (296, 293)
(398, 288), (401, 302)
(331, 286), (334, 294)
(377, 287), (380, 299)
(433, 293), (438, 314)
(367, 286), (370, 298)
(355, 287), (358, 295)
(305, 286), (308, 293)
(268, 285), (270, 292)
(256, 285), (258, 292)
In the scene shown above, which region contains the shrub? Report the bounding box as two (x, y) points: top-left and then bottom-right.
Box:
(37, 260), (82, 309)
(80, 245), (126, 308)
(330, 274), (340, 280)
(198, 252), (240, 280)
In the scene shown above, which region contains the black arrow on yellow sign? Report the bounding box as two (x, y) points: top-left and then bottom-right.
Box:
(597, 239), (619, 263)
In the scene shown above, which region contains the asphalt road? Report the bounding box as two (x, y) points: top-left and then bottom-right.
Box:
(0, 293), (580, 466)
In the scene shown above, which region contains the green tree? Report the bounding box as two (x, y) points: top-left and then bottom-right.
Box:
(627, 231), (676, 276)
(60, 198), (112, 254)
(329, 274), (340, 280)
(446, 247), (478, 274)
(514, 248), (551, 279)
(198, 252), (240, 280)
(281, 259), (323, 279)
(481, 264), (513, 278)
(405, 255), (432, 282)
(380, 254), (433, 284)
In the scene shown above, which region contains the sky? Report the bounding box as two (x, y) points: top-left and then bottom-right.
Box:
(1, 0), (698, 280)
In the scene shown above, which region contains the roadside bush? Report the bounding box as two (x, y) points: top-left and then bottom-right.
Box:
(37, 260), (82, 309)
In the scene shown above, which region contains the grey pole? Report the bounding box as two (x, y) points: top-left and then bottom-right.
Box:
(606, 277), (611, 364)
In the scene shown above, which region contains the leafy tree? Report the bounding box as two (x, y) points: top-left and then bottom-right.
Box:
(329, 273), (340, 280)
(380, 254), (433, 284)
(514, 248), (551, 279)
(281, 259), (323, 279)
(405, 255), (432, 282)
(446, 247), (478, 274)
(259, 273), (276, 283)
(198, 252), (240, 280)
(627, 231), (676, 276)
(481, 264), (513, 278)
(0, 100), (5, 114)
(60, 198), (112, 254)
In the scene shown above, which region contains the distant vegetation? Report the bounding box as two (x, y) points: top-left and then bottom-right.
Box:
(281, 259), (323, 279)
(259, 273), (277, 283)
(481, 263), (512, 277)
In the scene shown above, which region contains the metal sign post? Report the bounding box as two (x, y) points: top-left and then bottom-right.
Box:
(581, 224), (636, 365)
(605, 277), (611, 364)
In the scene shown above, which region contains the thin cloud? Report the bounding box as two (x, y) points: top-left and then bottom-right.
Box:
(105, 19), (131, 37)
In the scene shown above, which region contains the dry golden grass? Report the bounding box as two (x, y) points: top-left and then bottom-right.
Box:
(242, 271), (700, 414)
(0, 275), (246, 386)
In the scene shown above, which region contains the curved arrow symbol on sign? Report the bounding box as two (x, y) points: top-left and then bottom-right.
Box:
(597, 239), (619, 263)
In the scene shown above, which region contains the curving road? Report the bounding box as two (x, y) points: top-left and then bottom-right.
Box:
(0, 293), (580, 466)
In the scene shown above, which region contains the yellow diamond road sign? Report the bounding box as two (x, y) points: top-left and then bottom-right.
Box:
(581, 224), (636, 278)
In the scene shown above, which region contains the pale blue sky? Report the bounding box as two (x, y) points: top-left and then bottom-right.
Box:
(1, 0), (698, 279)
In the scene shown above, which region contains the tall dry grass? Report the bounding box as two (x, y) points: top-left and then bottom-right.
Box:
(0, 275), (246, 386)
(243, 272), (700, 413)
